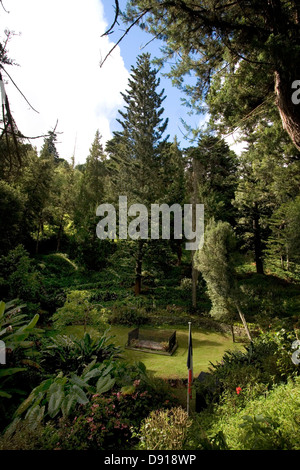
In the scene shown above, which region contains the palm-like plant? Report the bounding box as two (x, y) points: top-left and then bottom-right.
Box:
(0, 299), (42, 399)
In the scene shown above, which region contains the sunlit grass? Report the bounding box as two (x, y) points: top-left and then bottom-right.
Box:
(64, 324), (244, 379)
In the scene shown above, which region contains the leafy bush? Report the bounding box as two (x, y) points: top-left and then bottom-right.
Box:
(52, 290), (105, 330)
(108, 307), (150, 326)
(137, 407), (192, 450)
(73, 237), (115, 271)
(10, 361), (116, 429)
(0, 299), (44, 430)
(1, 360), (178, 450)
(89, 289), (119, 303)
(213, 329), (298, 385)
(41, 377), (177, 450)
(0, 245), (43, 305)
(193, 328), (299, 415)
(40, 331), (122, 375)
(0, 420), (45, 450)
(38, 287), (66, 317)
(207, 377), (300, 450)
(239, 273), (300, 320)
(38, 253), (78, 276)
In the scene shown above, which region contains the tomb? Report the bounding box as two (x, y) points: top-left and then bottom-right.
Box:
(126, 327), (178, 355)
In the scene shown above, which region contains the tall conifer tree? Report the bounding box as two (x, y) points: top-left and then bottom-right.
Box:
(107, 53), (169, 294)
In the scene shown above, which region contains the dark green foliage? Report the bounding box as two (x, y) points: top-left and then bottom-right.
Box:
(125, 0), (300, 150)
(195, 329), (299, 412)
(186, 134), (238, 225)
(0, 180), (24, 254)
(206, 377), (300, 450)
(238, 272), (300, 322)
(1, 360), (178, 450)
(108, 306), (150, 327)
(40, 129), (60, 161)
(0, 299), (44, 431)
(0, 245), (43, 309)
(11, 361), (117, 428)
(73, 238), (114, 271)
(72, 130), (111, 270)
(195, 219), (239, 320)
(39, 361), (177, 451)
(40, 331), (122, 375)
(51, 290), (106, 330)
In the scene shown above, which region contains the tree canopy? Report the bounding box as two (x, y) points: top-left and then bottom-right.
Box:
(121, 1), (300, 151)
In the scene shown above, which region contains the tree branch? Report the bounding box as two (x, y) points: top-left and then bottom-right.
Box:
(0, 65), (39, 113)
(101, 0), (120, 37)
(100, 9), (151, 68)
(0, 1), (9, 13)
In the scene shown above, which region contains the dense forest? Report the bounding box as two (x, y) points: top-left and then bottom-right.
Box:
(0, 0), (299, 453)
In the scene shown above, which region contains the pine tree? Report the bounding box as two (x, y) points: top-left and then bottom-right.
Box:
(234, 110), (300, 274)
(266, 196), (300, 272)
(185, 134), (238, 307)
(160, 137), (186, 265)
(106, 53), (169, 294)
(73, 131), (109, 269)
(40, 129), (60, 161)
(186, 134), (238, 226)
(196, 219), (252, 342)
(111, 52), (168, 204)
(125, 1), (300, 151)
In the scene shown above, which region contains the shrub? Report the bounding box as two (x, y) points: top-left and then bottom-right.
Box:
(108, 307), (150, 327)
(38, 253), (78, 276)
(211, 329), (299, 388)
(0, 245), (43, 305)
(0, 420), (45, 450)
(2, 359), (178, 450)
(43, 380), (177, 450)
(193, 328), (299, 416)
(52, 290), (105, 330)
(137, 407), (192, 450)
(89, 289), (119, 303)
(0, 299), (44, 431)
(40, 331), (122, 375)
(10, 361), (116, 429)
(208, 377), (300, 450)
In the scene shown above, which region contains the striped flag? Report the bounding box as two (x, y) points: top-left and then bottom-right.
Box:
(187, 322), (193, 405)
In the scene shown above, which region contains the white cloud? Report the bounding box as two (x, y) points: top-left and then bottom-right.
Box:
(225, 132), (248, 155)
(0, 0), (129, 163)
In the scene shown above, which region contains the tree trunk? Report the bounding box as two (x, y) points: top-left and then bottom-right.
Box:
(253, 202), (264, 274)
(191, 156), (200, 308)
(176, 242), (182, 266)
(35, 222), (40, 255)
(134, 240), (144, 296)
(56, 221), (63, 252)
(236, 303), (252, 342)
(231, 323), (235, 343)
(192, 251), (199, 309)
(275, 70), (300, 152)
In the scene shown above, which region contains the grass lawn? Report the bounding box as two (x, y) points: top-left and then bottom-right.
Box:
(64, 324), (244, 380)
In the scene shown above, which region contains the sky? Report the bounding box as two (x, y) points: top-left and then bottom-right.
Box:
(0, 0), (245, 164)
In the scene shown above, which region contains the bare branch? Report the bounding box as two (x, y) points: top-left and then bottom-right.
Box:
(0, 127), (62, 140)
(0, 65), (39, 113)
(101, 0), (120, 37)
(0, 1), (9, 13)
(100, 9), (151, 68)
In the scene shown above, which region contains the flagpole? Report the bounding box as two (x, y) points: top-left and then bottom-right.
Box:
(187, 321), (192, 415)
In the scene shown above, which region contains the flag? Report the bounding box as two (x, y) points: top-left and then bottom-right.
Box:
(187, 322), (193, 401)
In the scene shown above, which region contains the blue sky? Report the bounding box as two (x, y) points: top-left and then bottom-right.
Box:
(102, 0), (206, 143)
(0, 0), (243, 163)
